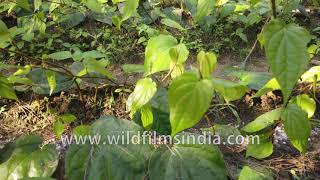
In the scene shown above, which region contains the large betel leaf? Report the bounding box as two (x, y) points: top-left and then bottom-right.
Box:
(29, 68), (74, 95)
(242, 108), (283, 133)
(65, 144), (91, 180)
(0, 75), (18, 100)
(126, 78), (157, 116)
(262, 20), (311, 103)
(211, 78), (247, 102)
(65, 116), (153, 180)
(149, 134), (227, 180)
(239, 166), (274, 180)
(144, 35), (178, 75)
(253, 78), (280, 98)
(195, 0), (216, 22)
(169, 72), (214, 136)
(0, 135), (58, 180)
(282, 104), (311, 153)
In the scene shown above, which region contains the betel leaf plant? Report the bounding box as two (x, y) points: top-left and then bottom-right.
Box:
(241, 12), (316, 158)
(127, 34), (248, 137)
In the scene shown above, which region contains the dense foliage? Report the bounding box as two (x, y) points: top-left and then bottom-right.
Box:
(0, 0), (320, 179)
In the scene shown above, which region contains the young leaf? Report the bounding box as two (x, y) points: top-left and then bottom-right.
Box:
(149, 134), (227, 180)
(242, 108), (283, 133)
(53, 121), (65, 137)
(254, 78), (280, 97)
(239, 166), (273, 180)
(282, 104), (311, 153)
(46, 70), (56, 96)
(13, 65), (31, 76)
(144, 35), (178, 75)
(262, 20), (311, 103)
(0, 75), (18, 100)
(126, 78), (157, 117)
(300, 66), (320, 83)
(197, 50), (217, 78)
(211, 78), (247, 102)
(57, 114), (77, 123)
(169, 72), (213, 136)
(73, 125), (91, 136)
(140, 105), (153, 130)
(0, 20), (9, 35)
(290, 94), (316, 118)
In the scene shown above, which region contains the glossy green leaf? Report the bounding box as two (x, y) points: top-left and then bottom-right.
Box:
(282, 104), (311, 153)
(161, 18), (185, 31)
(149, 134), (227, 180)
(0, 75), (18, 100)
(290, 94), (316, 118)
(169, 72), (213, 136)
(48, 51), (72, 60)
(246, 139), (273, 159)
(13, 65), (31, 76)
(127, 78), (157, 117)
(65, 116), (152, 180)
(239, 166), (273, 180)
(46, 70), (56, 95)
(144, 35), (178, 75)
(197, 50), (217, 78)
(242, 108), (283, 133)
(262, 20), (311, 103)
(253, 78), (280, 98)
(0, 135), (58, 179)
(196, 0), (216, 21)
(211, 78), (247, 102)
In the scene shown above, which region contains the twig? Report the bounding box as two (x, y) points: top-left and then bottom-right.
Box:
(242, 39), (258, 69)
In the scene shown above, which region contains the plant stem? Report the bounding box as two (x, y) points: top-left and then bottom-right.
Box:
(271, 0), (277, 19)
